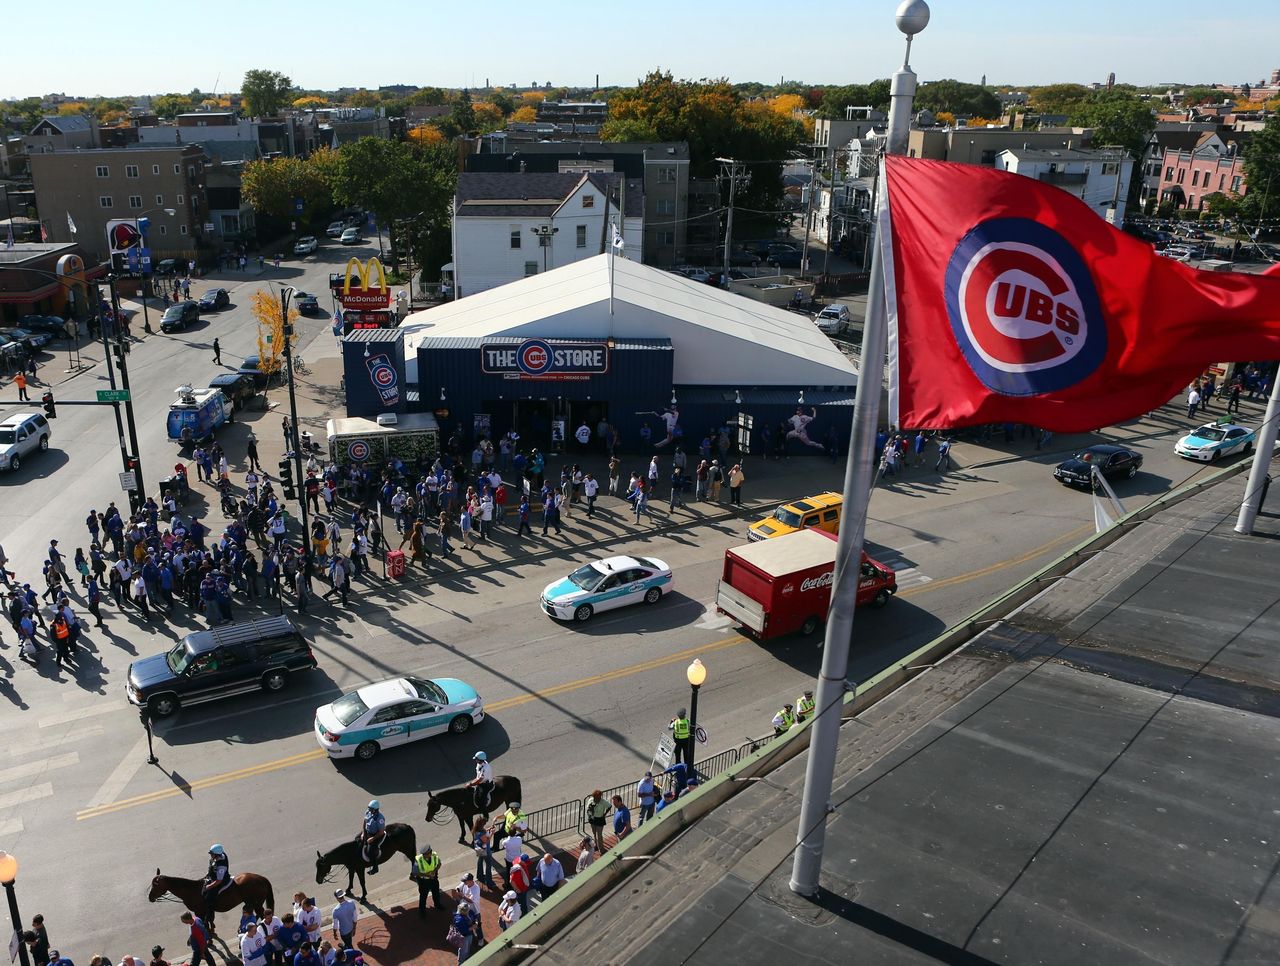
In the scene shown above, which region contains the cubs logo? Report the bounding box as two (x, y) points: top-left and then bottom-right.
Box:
(365, 353), (400, 407)
(944, 218), (1107, 396)
(516, 339), (553, 376)
(347, 440), (371, 462)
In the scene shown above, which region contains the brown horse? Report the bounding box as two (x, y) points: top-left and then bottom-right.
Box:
(148, 869), (274, 935)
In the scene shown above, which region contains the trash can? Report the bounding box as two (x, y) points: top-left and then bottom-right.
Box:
(387, 550), (407, 579)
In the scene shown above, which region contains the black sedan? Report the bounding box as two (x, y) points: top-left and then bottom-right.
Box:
(294, 291), (320, 315)
(198, 288), (230, 311)
(16, 314), (71, 339)
(160, 301), (200, 333)
(1053, 444), (1143, 489)
(0, 327), (53, 352)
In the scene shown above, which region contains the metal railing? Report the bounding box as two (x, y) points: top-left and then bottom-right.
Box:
(523, 797), (584, 840)
(695, 747), (739, 781)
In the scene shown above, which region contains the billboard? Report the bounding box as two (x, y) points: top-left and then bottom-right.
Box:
(480, 340), (610, 380)
(338, 256), (392, 310)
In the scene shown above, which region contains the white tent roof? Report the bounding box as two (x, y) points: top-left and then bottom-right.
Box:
(399, 255), (856, 387)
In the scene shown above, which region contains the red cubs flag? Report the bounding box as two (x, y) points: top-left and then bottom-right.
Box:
(883, 157), (1280, 432)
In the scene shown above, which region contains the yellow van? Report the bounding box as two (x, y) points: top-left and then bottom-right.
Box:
(747, 492), (843, 542)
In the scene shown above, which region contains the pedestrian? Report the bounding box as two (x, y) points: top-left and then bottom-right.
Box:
(1186, 385), (1201, 419)
(636, 771), (657, 826)
(246, 433), (261, 471)
(14, 370), (28, 401)
(449, 903), (474, 963)
(708, 460), (723, 502)
(180, 912), (215, 966)
(148, 944), (169, 966)
(542, 491), (562, 536)
(935, 437), (954, 472)
(534, 852), (565, 901)
(607, 454), (621, 496)
(471, 817), (497, 889)
(239, 920), (267, 966)
(453, 874), (483, 945)
(509, 855), (532, 914)
(24, 915), (50, 966)
(583, 472), (598, 517)
(880, 438), (898, 478)
(586, 790), (610, 854)
(728, 463), (744, 506)
(611, 795), (632, 841)
(331, 891), (358, 951)
(1227, 380), (1242, 415)
(497, 891), (521, 932)
(516, 494), (532, 537)
(575, 837), (595, 874)
(131, 570), (150, 618)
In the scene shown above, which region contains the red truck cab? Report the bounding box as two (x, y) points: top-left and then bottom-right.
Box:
(715, 528), (896, 640)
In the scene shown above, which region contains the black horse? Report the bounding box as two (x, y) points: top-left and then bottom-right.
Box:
(315, 822), (417, 901)
(426, 775), (524, 845)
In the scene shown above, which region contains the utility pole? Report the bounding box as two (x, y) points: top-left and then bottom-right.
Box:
(716, 157), (746, 282)
(822, 143), (840, 276)
(106, 275), (147, 514)
(801, 155), (816, 277)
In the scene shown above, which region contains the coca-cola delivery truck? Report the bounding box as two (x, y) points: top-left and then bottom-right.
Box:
(715, 528), (896, 640)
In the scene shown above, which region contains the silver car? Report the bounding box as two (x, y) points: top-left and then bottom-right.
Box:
(0, 412), (53, 472)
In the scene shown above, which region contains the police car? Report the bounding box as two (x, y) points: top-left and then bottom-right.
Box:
(314, 676), (484, 760)
(540, 555), (673, 623)
(1174, 421), (1256, 461)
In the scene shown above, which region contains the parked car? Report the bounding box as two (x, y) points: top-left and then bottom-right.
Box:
(1174, 421), (1256, 461)
(16, 315), (71, 339)
(767, 245), (804, 268)
(340, 227), (362, 245)
(293, 236), (318, 256)
(326, 220), (346, 239)
(314, 676), (486, 760)
(160, 300), (200, 332)
(237, 355), (272, 391)
(197, 288), (230, 311)
(0, 327), (52, 352)
(1053, 444), (1143, 489)
(0, 411), (53, 472)
(154, 258), (180, 276)
(208, 372), (259, 412)
(672, 267), (712, 283)
(294, 291), (320, 315)
(125, 616), (317, 717)
(540, 555), (673, 623)
(814, 304), (851, 335)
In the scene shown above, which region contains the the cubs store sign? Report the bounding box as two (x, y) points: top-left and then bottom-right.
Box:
(480, 339), (610, 381)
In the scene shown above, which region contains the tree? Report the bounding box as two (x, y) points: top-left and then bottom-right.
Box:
(1068, 89), (1155, 158)
(1027, 83), (1091, 114)
(240, 155), (334, 224)
(240, 69), (293, 117)
(768, 94), (806, 117)
(473, 102), (505, 133)
(915, 80), (1002, 119)
(56, 102), (91, 116)
(1180, 86), (1221, 107)
(511, 105), (538, 123)
(251, 290), (298, 379)
(817, 81), (890, 118)
(408, 124), (446, 146)
(489, 91), (515, 116)
(1240, 116), (1280, 222)
(346, 90), (379, 108)
(332, 137), (454, 231)
(451, 91), (476, 134)
(293, 95), (328, 109)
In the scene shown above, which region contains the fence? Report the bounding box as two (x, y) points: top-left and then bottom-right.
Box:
(523, 796), (585, 840)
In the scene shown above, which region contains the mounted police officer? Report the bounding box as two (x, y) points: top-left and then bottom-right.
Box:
(360, 800), (387, 874)
(467, 751), (495, 810)
(668, 707), (693, 765)
(796, 689), (816, 724)
(202, 844), (230, 920)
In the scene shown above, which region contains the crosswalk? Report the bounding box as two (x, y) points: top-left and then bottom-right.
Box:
(1, 716), (106, 845)
(873, 549), (933, 592)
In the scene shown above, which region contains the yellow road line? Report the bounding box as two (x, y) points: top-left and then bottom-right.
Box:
(76, 635), (750, 822)
(76, 524), (1091, 821)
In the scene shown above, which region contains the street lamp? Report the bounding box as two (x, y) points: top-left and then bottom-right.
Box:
(686, 659), (707, 774)
(278, 285), (311, 584)
(0, 851), (31, 966)
(530, 225), (558, 272)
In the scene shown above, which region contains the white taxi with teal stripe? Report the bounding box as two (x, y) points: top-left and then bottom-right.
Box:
(541, 555), (673, 623)
(315, 676), (484, 760)
(1174, 421), (1256, 462)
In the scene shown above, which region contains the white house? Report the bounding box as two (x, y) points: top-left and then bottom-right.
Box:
(995, 147), (1135, 224)
(451, 171), (643, 297)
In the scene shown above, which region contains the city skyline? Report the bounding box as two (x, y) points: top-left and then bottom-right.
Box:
(2, 0), (1277, 101)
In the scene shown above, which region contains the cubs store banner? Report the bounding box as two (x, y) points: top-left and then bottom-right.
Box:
(881, 157), (1280, 432)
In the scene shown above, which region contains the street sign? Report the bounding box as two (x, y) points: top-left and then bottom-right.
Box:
(119, 470), (137, 492)
(97, 389), (131, 402)
(9, 928), (20, 964)
(294, 198), (305, 214)
(654, 733), (675, 768)
(695, 725), (708, 745)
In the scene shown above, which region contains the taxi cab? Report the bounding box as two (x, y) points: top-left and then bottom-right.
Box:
(748, 492), (843, 542)
(541, 555), (673, 623)
(315, 675), (485, 760)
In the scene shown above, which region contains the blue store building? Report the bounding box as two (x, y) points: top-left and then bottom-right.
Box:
(342, 254), (858, 457)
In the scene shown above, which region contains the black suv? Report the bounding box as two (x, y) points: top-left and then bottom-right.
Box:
(125, 616), (317, 717)
(160, 300), (200, 332)
(208, 372), (258, 411)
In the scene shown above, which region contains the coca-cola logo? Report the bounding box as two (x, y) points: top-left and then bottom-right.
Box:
(800, 570), (834, 593)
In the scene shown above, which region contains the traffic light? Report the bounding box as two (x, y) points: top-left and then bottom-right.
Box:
(111, 341), (130, 364)
(279, 458), (296, 500)
(41, 391), (56, 419)
(125, 454), (139, 475)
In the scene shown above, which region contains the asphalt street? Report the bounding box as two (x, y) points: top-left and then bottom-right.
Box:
(0, 246), (1260, 955)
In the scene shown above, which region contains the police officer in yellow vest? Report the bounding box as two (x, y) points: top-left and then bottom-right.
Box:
(502, 801), (528, 837)
(669, 707), (693, 765)
(772, 702), (797, 736)
(412, 845), (443, 918)
(796, 689), (815, 723)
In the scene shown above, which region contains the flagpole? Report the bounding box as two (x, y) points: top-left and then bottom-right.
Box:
(789, 0), (929, 898)
(1234, 366), (1280, 534)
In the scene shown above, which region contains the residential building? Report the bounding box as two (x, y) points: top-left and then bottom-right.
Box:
(813, 107), (884, 166)
(1, 136), (26, 177)
(536, 100), (607, 127)
(465, 141), (713, 266)
(996, 147), (1134, 223)
(1158, 133), (1250, 211)
(24, 115), (99, 154)
(1138, 123), (1218, 207)
(451, 171), (643, 296)
(30, 144), (210, 264)
(907, 126), (1093, 165)
(206, 161), (256, 245)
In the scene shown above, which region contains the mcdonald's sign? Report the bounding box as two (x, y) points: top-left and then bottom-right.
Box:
(338, 256), (392, 310)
